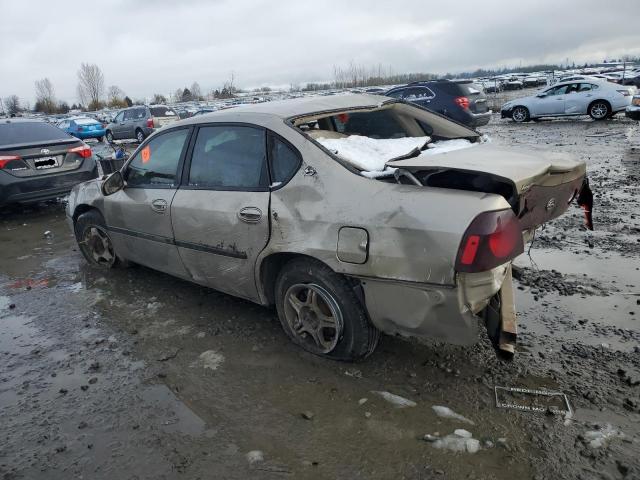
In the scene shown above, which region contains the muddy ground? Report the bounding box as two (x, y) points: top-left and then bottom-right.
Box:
(1, 112), (639, 480)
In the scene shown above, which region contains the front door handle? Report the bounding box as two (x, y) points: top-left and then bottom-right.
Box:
(151, 199), (167, 214)
(238, 207), (262, 223)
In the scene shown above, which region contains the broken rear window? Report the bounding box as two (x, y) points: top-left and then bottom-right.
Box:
(330, 110), (407, 139)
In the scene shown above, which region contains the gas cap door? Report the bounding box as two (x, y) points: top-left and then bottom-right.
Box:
(337, 227), (369, 264)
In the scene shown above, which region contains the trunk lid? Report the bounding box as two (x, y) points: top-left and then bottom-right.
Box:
(387, 145), (586, 230)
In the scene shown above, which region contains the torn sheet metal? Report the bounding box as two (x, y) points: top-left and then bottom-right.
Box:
(494, 386), (572, 415)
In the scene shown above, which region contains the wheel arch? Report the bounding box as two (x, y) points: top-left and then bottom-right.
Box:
(259, 252), (339, 306)
(72, 204), (101, 223)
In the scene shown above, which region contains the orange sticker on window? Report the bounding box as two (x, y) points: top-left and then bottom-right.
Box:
(141, 146), (151, 163)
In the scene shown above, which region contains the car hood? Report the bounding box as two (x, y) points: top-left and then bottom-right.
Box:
(387, 144), (586, 193)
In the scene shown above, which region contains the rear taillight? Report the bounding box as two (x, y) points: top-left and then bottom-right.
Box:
(454, 96), (470, 110)
(633, 97), (640, 106)
(146, 118), (154, 128)
(0, 155), (22, 169)
(455, 209), (524, 273)
(67, 145), (92, 158)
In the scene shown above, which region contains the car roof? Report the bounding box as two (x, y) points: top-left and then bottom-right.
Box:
(178, 94), (393, 123)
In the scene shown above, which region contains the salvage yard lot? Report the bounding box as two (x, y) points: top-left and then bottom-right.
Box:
(1, 113), (639, 479)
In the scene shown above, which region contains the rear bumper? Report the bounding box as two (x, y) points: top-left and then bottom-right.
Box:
(467, 111), (492, 127)
(626, 105), (640, 120)
(359, 264), (509, 346)
(0, 160), (97, 206)
(76, 129), (106, 139)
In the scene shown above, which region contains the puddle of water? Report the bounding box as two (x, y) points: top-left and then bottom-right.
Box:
(141, 384), (207, 436)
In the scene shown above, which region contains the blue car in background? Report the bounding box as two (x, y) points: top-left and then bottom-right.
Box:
(57, 117), (106, 141)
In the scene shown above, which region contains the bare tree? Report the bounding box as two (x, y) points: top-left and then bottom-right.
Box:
(173, 88), (184, 103)
(3, 95), (21, 116)
(77, 63), (105, 110)
(34, 78), (56, 114)
(107, 85), (124, 103)
(151, 93), (167, 104)
(190, 82), (202, 100)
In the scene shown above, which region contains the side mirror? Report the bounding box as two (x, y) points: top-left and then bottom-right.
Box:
(102, 170), (125, 196)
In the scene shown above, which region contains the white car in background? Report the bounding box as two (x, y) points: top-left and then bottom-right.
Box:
(501, 80), (634, 122)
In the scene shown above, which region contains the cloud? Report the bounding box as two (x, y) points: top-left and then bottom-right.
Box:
(1, 0), (638, 104)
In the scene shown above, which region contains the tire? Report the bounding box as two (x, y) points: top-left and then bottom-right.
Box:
(74, 210), (126, 269)
(511, 106), (530, 123)
(97, 136), (104, 142)
(274, 258), (379, 361)
(135, 129), (145, 143)
(106, 130), (114, 143)
(588, 100), (610, 120)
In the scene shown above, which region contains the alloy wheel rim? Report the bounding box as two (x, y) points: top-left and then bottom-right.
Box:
(137, 131), (144, 142)
(83, 226), (115, 266)
(283, 283), (343, 354)
(591, 103), (607, 118)
(513, 107), (526, 122)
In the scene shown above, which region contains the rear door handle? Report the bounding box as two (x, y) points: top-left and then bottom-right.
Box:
(151, 199), (167, 214)
(238, 207), (262, 223)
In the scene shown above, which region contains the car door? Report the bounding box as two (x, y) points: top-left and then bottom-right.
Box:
(122, 109), (137, 139)
(562, 83), (584, 114)
(533, 85), (568, 115)
(565, 83), (595, 114)
(112, 111), (125, 139)
(170, 124), (272, 302)
(102, 127), (192, 278)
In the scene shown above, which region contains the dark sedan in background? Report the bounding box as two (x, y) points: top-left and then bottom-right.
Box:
(0, 119), (97, 206)
(385, 80), (491, 128)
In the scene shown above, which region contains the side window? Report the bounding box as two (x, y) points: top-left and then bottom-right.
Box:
(578, 83), (592, 92)
(114, 112), (124, 122)
(386, 89), (404, 99)
(125, 128), (189, 187)
(135, 108), (147, 119)
(123, 109), (135, 121)
(590, 83), (599, 90)
(269, 135), (301, 186)
(403, 87), (434, 100)
(188, 126), (268, 190)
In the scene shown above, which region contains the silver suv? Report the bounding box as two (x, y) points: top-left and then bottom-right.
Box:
(105, 105), (178, 143)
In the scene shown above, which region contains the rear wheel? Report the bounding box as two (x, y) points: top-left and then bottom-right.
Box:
(588, 100), (610, 120)
(511, 106), (530, 123)
(275, 258), (379, 361)
(106, 130), (114, 143)
(135, 129), (145, 143)
(97, 136), (104, 142)
(74, 210), (125, 269)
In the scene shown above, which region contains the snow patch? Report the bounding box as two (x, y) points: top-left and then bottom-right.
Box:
(246, 450), (264, 464)
(316, 135), (429, 171)
(431, 430), (481, 454)
(432, 405), (475, 425)
(372, 391), (417, 408)
(316, 135), (477, 179)
(195, 350), (225, 370)
(583, 424), (624, 448)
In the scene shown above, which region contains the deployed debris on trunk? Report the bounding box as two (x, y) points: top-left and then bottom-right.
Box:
(315, 135), (478, 178)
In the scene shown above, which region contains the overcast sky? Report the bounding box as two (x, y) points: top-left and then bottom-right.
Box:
(1, 0), (639, 105)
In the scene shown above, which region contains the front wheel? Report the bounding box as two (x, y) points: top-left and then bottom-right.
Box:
(511, 106), (530, 123)
(74, 210), (125, 269)
(106, 130), (114, 143)
(275, 258), (379, 361)
(589, 101), (610, 120)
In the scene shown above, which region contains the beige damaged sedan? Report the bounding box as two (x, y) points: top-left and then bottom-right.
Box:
(66, 94), (591, 361)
